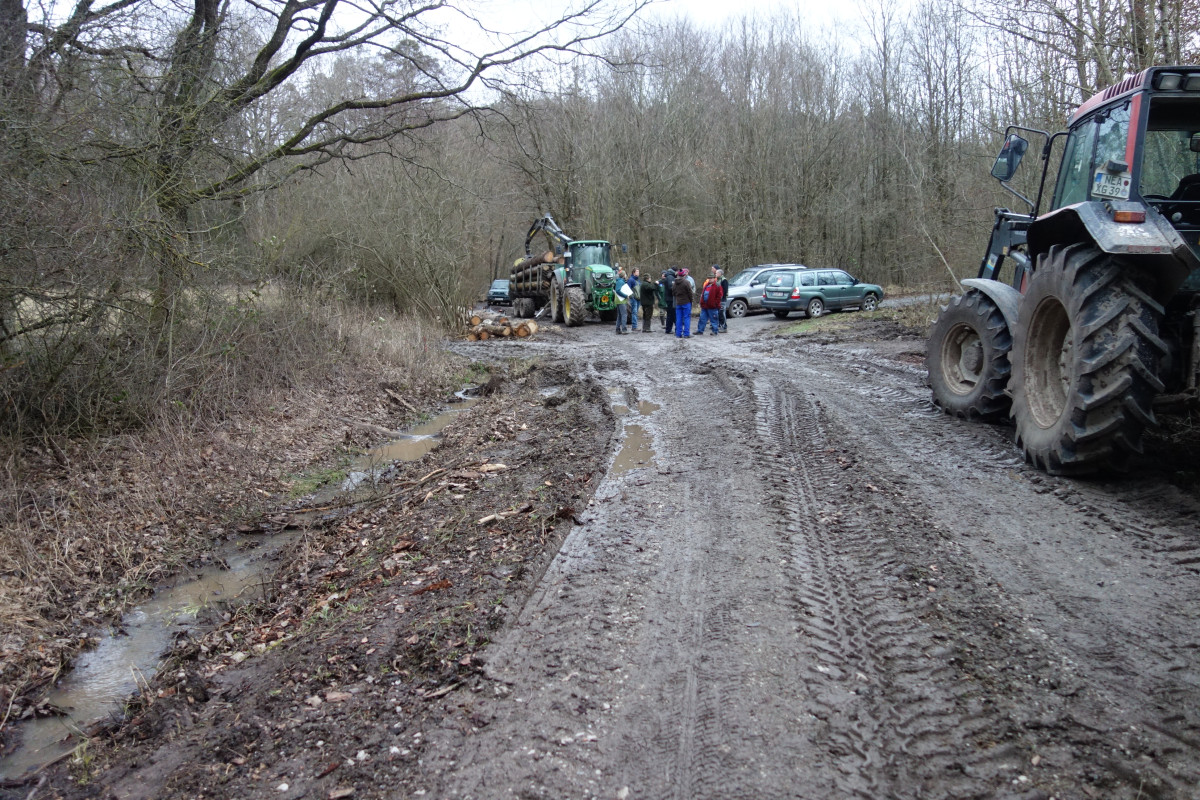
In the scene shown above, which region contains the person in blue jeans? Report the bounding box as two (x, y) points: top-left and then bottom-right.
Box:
(627, 268), (641, 330)
(672, 267), (694, 338)
(697, 268), (723, 334)
(614, 267), (630, 334)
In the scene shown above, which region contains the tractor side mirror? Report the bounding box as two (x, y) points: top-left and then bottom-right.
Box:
(991, 134), (1029, 182)
(1190, 133), (1200, 153)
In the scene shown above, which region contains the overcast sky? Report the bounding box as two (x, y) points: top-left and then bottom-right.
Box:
(458, 0), (858, 54)
(648, 0), (853, 30)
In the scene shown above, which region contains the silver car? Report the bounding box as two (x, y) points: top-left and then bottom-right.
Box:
(724, 263), (807, 318)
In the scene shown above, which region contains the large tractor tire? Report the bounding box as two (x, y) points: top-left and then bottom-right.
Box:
(1010, 244), (1166, 475)
(564, 285), (587, 327)
(549, 281), (565, 323)
(927, 289), (1012, 420)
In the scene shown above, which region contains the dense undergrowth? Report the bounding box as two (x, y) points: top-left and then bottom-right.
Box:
(0, 297), (470, 731)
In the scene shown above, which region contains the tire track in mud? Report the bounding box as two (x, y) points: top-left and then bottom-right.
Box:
(429, 322), (1200, 799)
(748, 341), (1200, 797)
(746, 370), (1032, 798)
(604, 359), (806, 800)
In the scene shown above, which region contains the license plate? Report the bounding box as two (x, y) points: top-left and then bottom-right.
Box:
(1092, 170), (1131, 200)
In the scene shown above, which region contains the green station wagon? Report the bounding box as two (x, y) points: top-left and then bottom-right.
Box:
(761, 268), (884, 319)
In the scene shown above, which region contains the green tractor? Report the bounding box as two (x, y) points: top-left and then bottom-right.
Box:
(508, 215), (620, 326)
(927, 66), (1200, 475)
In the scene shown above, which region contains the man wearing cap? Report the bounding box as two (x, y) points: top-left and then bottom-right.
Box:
(658, 267), (677, 334)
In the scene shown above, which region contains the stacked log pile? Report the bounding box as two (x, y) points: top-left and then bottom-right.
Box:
(464, 310), (539, 341)
(509, 251), (563, 292)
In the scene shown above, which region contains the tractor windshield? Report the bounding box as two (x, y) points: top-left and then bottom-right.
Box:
(1139, 97), (1200, 199)
(571, 243), (612, 268)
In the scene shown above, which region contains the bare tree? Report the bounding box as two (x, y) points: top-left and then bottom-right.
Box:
(1, 0), (648, 324)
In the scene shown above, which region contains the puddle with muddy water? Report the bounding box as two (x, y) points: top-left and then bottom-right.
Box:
(609, 392), (660, 474)
(0, 393), (479, 781)
(0, 532), (298, 780)
(337, 393), (478, 493)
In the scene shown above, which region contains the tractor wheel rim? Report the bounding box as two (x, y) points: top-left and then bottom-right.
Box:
(944, 323), (982, 392)
(1025, 297), (1072, 429)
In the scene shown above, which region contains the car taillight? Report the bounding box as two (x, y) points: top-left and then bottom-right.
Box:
(790, 288), (801, 299)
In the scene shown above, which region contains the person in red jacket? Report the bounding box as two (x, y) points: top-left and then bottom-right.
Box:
(697, 266), (724, 335)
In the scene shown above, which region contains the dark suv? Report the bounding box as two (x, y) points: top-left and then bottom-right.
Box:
(486, 279), (512, 306)
(761, 269), (883, 318)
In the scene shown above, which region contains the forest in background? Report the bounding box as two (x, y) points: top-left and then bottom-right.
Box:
(2, 0), (1198, 442)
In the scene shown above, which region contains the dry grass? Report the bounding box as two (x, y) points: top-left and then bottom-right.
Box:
(876, 296), (945, 335)
(0, 298), (470, 727)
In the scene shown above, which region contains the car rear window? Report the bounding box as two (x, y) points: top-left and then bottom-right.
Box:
(766, 273), (795, 288)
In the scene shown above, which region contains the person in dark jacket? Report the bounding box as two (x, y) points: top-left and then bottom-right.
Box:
(639, 271), (657, 332)
(672, 267), (694, 338)
(658, 267), (677, 334)
(627, 268), (641, 330)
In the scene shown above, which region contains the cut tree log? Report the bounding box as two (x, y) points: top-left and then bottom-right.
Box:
(464, 308), (538, 340)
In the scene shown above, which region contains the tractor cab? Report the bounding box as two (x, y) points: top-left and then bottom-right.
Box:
(567, 241), (615, 284)
(988, 66), (1200, 300)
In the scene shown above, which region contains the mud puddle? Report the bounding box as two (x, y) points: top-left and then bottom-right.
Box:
(338, 393), (478, 493)
(609, 390), (660, 474)
(0, 533), (298, 780)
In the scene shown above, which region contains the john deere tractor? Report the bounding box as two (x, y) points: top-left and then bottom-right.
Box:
(927, 66), (1200, 475)
(508, 215), (619, 326)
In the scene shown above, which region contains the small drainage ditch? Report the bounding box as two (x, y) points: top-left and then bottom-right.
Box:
(0, 389), (481, 781)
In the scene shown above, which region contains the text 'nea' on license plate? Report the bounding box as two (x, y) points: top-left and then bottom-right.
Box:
(1092, 170), (1132, 200)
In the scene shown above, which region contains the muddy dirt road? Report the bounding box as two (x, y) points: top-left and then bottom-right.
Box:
(10, 307), (1200, 800)
(422, 311), (1200, 799)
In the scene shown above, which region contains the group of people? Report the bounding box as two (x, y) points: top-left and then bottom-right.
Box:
(612, 265), (729, 339)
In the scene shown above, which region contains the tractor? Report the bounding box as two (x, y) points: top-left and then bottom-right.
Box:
(508, 215), (619, 326)
(927, 65), (1200, 475)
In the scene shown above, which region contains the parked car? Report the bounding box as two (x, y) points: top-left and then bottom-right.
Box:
(724, 263), (807, 318)
(761, 268), (883, 319)
(486, 279), (512, 306)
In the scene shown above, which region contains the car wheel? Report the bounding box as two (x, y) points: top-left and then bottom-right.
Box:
(727, 299), (748, 318)
(806, 298), (824, 318)
(772, 310), (790, 319)
(861, 294), (879, 312)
